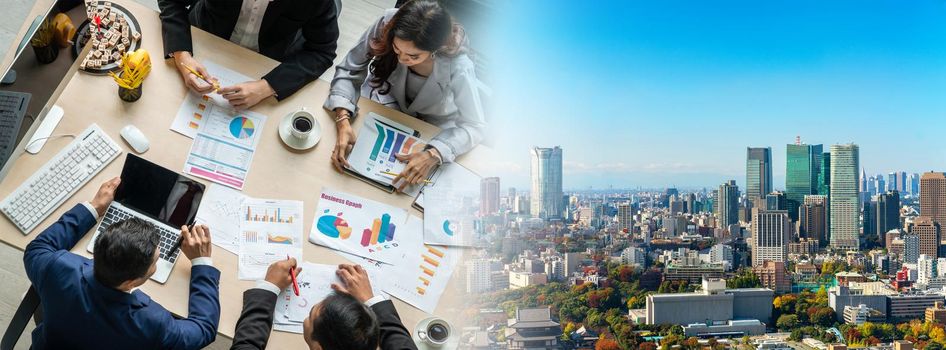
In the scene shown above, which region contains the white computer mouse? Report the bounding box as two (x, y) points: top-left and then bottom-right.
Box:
(120, 125), (150, 153)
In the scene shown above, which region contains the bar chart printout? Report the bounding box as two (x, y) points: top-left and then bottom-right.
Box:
(238, 198), (304, 280)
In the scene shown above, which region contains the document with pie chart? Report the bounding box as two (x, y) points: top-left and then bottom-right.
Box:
(308, 188), (408, 263)
(183, 104), (266, 190)
(423, 163), (483, 247)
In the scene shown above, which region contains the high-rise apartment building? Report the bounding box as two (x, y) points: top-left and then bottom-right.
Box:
(717, 180), (739, 228)
(786, 142), (823, 220)
(746, 147), (773, 208)
(617, 202), (633, 232)
(874, 191), (900, 241)
(480, 177), (501, 216)
(915, 216), (941, 259)
(752, 210), (790, 267)
(921, 172), (946, 226)
(830, 144), (860, 250)
(530, 146), (563, 219)
(800, 195), (828, 245)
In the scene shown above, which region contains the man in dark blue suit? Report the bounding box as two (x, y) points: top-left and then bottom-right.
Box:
(23, 177), (221, 350)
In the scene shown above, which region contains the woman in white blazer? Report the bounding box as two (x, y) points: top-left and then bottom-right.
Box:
(324, 0), (487, 191)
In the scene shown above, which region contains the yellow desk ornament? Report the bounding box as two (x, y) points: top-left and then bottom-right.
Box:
(110, 49), (151, 102)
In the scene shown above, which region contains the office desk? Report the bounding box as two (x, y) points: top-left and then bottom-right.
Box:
(0, 0), (488, 348)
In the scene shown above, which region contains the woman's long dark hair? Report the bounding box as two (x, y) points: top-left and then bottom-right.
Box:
(368, 0), (467, 95)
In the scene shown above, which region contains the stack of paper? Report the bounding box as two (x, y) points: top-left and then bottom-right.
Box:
(421, 163), (484, 247)
(193, 184), (304, 280)
(274, 263), (340, 333)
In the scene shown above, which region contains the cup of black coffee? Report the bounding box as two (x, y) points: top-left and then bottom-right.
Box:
(417, 317), (452, 347)
(289, 109), (317, 140)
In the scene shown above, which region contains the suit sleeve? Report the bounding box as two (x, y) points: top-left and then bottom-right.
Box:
(323, 14), (387, 116)
(262, 1), (339, 100)
(23, 204), (97, 289)
(158, 0), (198, 58)
(371, 300), (418, 350)
(426, 63), (487, 163)
(161, 265), (222, 350)
(229, 289), (279, 350)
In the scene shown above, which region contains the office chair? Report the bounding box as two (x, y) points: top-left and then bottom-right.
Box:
(1, 286), (42, 350)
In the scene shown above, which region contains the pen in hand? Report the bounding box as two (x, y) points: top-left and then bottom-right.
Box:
(288, 255), (300, 296)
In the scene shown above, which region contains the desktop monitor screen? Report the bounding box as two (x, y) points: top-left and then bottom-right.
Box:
(0, 0), (87, 182)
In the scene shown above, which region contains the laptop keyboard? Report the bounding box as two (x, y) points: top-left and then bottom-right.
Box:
(96, 206), (182, 262)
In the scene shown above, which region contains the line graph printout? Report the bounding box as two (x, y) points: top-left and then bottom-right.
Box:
(238, 198), (304, 280)
(194, 184), (246, 254)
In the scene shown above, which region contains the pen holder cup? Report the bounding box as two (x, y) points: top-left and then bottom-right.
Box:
(118, 81), (142, 102)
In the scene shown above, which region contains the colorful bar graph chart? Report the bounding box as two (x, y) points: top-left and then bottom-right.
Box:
(246, 206), (294, 223)
(359, 213), (397, 247)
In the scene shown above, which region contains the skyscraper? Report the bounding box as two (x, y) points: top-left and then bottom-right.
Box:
(888, 172), (898, 193)
(717, 180), (739, 228)
(874, 191), (900, 241)
(863, 200), (875, 237)
(617, 202), (633, 233)
(915, 216), (940, 259)
(818, 152), (831, 195)
(911, 173), (921, 195)
(800, 195), (828, 246)
(830, 144), (860, 250)
(480, 177), (501, 216)
(746, 147), (773, 208)
(765, 191), (786, 211)
(786, 142), (823, 220)
(530, 146), (563, 219)
(921, 172), (946, 226)
(752, 210), (790, 267)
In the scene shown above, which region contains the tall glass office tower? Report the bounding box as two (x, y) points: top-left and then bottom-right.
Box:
(830, 144), (860, 250)
(530, 146), (563, 220)
(786, 143), (823, 220)
(818, 152), (831, 196)
(717, 180), (739, 228)
(746, 147), (772, 208)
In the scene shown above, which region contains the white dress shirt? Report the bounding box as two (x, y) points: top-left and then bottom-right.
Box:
(230, 0), (273, 52)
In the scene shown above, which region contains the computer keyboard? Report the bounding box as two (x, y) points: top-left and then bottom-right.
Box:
(0, 91), (30, 163)
(95, 206), (182, 262)
(0, 124), (122, 234)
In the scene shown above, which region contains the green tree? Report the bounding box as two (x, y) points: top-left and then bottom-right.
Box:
(776, 314), (799, 330)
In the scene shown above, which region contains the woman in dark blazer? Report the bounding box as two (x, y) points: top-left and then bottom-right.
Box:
(158, 0), (339, 109)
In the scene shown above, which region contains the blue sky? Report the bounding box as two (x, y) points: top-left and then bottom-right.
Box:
(483, 1), (946, 190)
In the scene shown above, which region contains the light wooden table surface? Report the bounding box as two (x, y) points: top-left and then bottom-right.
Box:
(0, 0), (488, 348)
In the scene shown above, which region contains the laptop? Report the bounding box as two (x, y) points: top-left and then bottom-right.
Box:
(86, 154), (205, 284)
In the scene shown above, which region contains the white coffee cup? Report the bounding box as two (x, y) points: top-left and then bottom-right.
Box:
(289, 108), (317, 140)
(416, 317), (452, 347)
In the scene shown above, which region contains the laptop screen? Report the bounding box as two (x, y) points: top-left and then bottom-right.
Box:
(114, 154), (205, 229)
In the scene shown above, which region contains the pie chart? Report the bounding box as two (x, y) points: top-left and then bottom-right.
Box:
(229, 116), (255, 139)
(316, 210), (352, 239)
(442, 220), (455, 236)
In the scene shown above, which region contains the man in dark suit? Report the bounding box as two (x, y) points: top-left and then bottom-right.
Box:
(231, 262), (417, 350)
(23, 177), (221, 350)
(157, 0), (339, 109)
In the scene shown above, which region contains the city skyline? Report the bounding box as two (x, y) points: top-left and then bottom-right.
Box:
(488, 1), (946, 189)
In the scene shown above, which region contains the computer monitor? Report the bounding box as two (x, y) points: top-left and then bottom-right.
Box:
(0, 0), (89, 183)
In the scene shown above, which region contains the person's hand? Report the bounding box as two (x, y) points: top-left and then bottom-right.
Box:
(218, 80), (275, 110)
(332, 264), (374, 303)
(180, 224), (212, 260)
(90, 177), (121, 217)
(172, 51), (218, 94)
(332, 112), (356, 172)
(393, 149), (439, 192)
(265, 258), (303, 290)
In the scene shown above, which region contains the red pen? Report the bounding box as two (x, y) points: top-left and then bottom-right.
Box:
(288, 255), (300, 296)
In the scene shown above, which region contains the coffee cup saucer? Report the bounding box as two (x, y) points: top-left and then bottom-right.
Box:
(279, 113), (320, 150)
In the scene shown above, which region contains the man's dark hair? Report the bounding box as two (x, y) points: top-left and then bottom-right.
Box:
(310, 292), (380, 350)
(93, 218), (160, 288)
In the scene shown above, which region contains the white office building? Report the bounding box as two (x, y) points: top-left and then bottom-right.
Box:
(830, 144), (860, 250)
(466, 259), (492, 293)
(530, 146), (563, 220)
(752, 210), (789, 267)
(621, 247), (646, 266)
